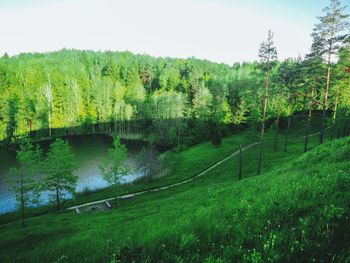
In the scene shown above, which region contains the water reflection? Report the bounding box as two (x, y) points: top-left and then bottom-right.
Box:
(0, 135), (148, 214)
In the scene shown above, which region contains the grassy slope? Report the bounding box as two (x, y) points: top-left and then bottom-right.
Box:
(0, 114), (324, 225)
(1, 120), (349, 262)
(0, 130), (254, 224)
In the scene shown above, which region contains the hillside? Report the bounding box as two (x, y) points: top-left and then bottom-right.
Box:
(1, 1), (350, 263)
(0, 135), (349, 262)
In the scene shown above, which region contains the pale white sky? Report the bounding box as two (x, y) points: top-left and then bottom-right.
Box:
(0, 0), (346, 64)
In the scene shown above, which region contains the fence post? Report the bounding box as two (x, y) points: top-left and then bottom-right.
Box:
(239, 144), (242, 180)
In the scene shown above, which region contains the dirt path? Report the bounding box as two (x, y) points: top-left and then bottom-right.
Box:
(67, 142), (260, 213)
(68, 125), (334, 213)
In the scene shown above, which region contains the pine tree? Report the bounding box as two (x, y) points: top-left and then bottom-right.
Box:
(257, 30), (277, 175)
(313, 0), (349, 143)
(304, 31), (326, 151)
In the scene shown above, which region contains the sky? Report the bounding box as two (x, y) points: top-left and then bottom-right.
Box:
(0, 0), (348, 65)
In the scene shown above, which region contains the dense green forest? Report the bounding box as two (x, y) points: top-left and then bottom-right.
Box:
(0, 32), (349, 146)
(1, 0), (350, 262)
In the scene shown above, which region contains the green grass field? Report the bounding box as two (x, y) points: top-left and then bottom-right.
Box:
(0, 117), (349, 262)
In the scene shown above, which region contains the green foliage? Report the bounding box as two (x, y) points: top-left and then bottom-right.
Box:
(258, 29), (277, 69)
(6, 135), (42, 226)
(43, 138), (77, 212)
(192, 85), (212, 120)
(313, 0), (349, 60)
(0, 43), (349, 148)
(100, 137), (129, 207)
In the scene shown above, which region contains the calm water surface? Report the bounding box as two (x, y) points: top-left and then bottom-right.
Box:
(0, 135), (147, 214)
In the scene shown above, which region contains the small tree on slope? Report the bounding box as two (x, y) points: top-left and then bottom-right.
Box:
(44, 139), (77, 213)
(7, 136), (41, 227)
(100, 137), (129, 208)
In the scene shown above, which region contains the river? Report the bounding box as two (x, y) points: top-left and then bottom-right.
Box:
(0, 134), (148, 214)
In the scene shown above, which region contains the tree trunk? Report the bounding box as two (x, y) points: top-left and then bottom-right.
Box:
(257, 69), (269, 175)
(320, 59), (331, 144)
(239, 144), (242, 180)
(284, 116), (291, 152)
(273, 103), (280, 150)
(304, 109), (312, 152)
(262, 72), (269, 129)
(333, 94), (338, 122)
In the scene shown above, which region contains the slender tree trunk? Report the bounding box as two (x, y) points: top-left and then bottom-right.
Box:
(333, 94), (338, 122)
(257, 70), (269, 175)
(304, 89), (314, 152)
(284, 116), (291, 152)
(330, 91), (339, 140)
(273, 103), (280, 150)
(239, 144), (242, 180)
(262, 72), (269, 127)
(304, 108), (312, 152)
(320, 55), (331, 144)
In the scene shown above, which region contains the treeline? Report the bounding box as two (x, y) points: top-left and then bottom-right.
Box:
(0, 50), (259, 146)
(0, 2), (349, 147)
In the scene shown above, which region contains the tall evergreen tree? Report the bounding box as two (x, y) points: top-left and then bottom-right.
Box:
(313, 0), (349, 143)
(257, 30), (277, 175)
(303, 31), (325, 151)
